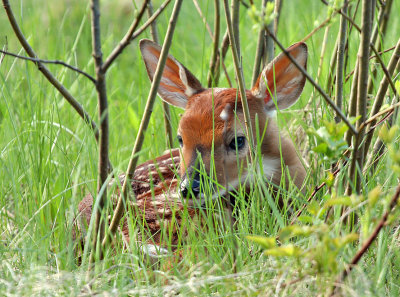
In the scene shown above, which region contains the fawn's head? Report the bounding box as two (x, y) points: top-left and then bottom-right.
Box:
(140, 39), (307, 202)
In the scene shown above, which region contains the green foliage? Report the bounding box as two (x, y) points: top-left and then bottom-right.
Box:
(307, 118), (351, 162)
(1, 0), (400, 295)
(248, 2), (276, 30)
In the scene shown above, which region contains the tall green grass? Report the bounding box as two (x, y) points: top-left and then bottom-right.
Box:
(1, 0), (400, 295)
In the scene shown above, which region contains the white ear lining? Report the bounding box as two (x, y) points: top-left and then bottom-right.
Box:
(178, 63), (197, 97)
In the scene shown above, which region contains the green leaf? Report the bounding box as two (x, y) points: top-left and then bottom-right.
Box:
(313, 143), (328, 153)
(246, 235), (276, 249)
(368, 186), (381, 208)
(279, 225), (314, 241)
(264, 244), (303, 257)
(324, 196), (353, 207)
(297, 215), (314, 223)
(332, 233), (359, 248)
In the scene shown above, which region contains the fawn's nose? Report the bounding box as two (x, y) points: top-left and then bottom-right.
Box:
(180, 178), (201, 198)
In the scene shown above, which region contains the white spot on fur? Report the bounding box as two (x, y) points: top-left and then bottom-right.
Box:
(220, 104), (231, 121)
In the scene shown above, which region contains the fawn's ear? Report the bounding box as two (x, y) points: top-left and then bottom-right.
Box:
(140, 39), (204, 109)
(251, 42), (308, 111)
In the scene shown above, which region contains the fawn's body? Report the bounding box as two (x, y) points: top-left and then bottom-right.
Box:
(77, 39), (308, 249)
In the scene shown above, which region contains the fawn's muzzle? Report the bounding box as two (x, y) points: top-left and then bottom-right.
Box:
(180, 175), (201, 198)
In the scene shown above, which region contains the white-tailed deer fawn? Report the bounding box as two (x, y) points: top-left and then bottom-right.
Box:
(77, 39), (308, 252)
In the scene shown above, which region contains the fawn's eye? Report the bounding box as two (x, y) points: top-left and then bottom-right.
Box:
(177, 135), (183, 147)
(229, 136), (246, 151)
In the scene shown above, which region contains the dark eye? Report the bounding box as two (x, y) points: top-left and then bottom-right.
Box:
(177, 135), (183, 147)
(229, 136), (246, 150)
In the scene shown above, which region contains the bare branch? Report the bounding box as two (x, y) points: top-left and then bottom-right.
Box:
(0, 49), (96, 83)
(347, 0), (373, 195)
(0, 37), (7, 65)
(265, 26), (358, 135)
(207, 0), (221, 87)
(103, 0), (184, 248)
(334, 1), (348, 123)
(251, 0), (268, 86)
(362, 39), (400, 159)
(192, 0), (213, 37)
(231, 0), (241, 59)
(147, 0), (174, 148)
(223, 0), (255, 154)
(129, 0), (172, 41)
(331, 184), (400, 295)
(101, 0), (150, 73)
(2, 0), (100, 142)
(90, 0), (110, 262)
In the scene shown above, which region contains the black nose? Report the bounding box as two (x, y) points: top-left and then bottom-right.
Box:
(181, 179), (200, 198)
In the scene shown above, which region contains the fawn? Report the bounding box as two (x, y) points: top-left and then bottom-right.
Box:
(77, 39), (308, 253)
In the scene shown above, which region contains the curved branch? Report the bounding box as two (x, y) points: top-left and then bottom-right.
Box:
(0, 49), (96, 83)
(103, 0), (184, 249)
(101, 0), (150, 73)
(2, 0), (100, 142)
(331, 184), (400, 295)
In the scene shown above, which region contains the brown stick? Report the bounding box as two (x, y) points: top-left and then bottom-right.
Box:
(147, 0), (174, 148)
(89, 0), (110, 263)
(263, 0), (274, 65)
(130, 0), (172, 41)
(207, 0), (221, 87)
(265, 27), (358, 135)
(334, 1), (348, 123)
(101, 0), (150, 73)
(362, 39), (400, 160)
(192, 0), (213, 37)
(331, 184), (400, 295)
(103, 0), (183, 249)
(231, 0), (241, 59)
(0, 49), (96, 83)
(223, 0), (255, 155)
(251, 0), (268, 86)
(347, 0), (373, 194)
(2, 0), (99, 142)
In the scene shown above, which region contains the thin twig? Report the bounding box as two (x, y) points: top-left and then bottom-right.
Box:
(362, 39), (400, 162)
(265, 26), (358, 135)
(367, 0), (392, 94)
(207, 0), (221, 87)
(130, 0), (172, 41)
(2, 0), (100, 142)
(220, 30), (233, 87)
(223, 0), (255, 154)
(147, 0), (174, 148)
(192, 0), (213, 38)
(251, 0), (268, 86)
(263, 0), (274, 65)
(334, 1), (347, 123)
(90, 0), (110, 263)
(0, 49), (96, 83)
(331, 184), (400, 295)
(347, 0), (373, 195)
(0, 37), (7, 65)
(103, 0), (183, 249)
(290, 167), (341, 225)
(231, 0), (241, 59)
(273, 0), (282, 36)
(101, 0), (150, 73)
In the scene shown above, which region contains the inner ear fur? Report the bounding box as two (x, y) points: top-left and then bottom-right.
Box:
(251, 42), (308, 111)
(139, 39), (204, 109)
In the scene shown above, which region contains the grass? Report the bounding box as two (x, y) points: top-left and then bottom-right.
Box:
(1, 0), (400, 295)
